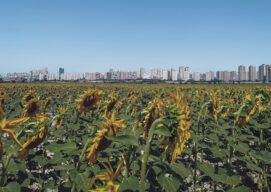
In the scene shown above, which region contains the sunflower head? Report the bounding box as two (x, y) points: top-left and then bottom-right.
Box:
(76, 89), (104, 113)
(44, 96), (52, 112)
(86, 113), (125, 164)
(23, 97), (40, 117)
(143, 98), (164, 139)
(23, 90), (38, 102)
(162, 99), (192, 163)
(0, 91), (7, 107)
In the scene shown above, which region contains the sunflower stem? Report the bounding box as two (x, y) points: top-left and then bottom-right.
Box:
(0, 152), (12, 187)
(140, 118), (164, 192)
(71, 137), (92, 192)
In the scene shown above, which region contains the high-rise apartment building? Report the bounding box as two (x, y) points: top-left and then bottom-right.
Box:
(223, 71), (230, 82)
(192, 72), (200, 81)
(178, 66), (184, 80)
(248, 65), (257, 81)
(140, 68), (146, 79)
(230, 71), (237, 81)
(183, 67), (190, 81)
(171, 69), (177, 81)
(162, 69), (168, 80)
(238, 65), (246, 81)
(205, 71), (214, 81)
(258, 64), (271, 82)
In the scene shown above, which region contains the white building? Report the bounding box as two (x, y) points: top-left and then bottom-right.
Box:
(192, 72), (200, 81)
(171, 69), (177, 81)
(183, 67), (190, 81)
(162, 69), (168, 80)
(205, 71), (214, 81)
(248, 65), (257, 81)
(238, 65), (246, 81)
(178, 66), (184, 80)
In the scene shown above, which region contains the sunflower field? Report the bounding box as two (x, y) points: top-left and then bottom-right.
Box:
(0, 83), (270, 192)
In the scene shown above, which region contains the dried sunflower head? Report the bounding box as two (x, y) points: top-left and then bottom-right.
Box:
(23, 97), (41, 118)
(76, 89), (104, 113)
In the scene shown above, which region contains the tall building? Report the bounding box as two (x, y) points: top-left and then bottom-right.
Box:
(230, 71), (237, 81)
(171, 69), (177, 81)
(59, 67), (64, 80)
(216, 71), (223, 81)
(140, 68), (146, 79)
(178, 66), (184, 80)
(162, 69), (168, 80)
(183, 67), (190, 81)
(205, 71), (214, 81)
(223, 71), (230, 82)
(258, 64), (271, 82)
(238, 65), (246, 81)
(268, 65), (271, 82)
(248, 65), (257, 81)
(192, 72), (200, 81)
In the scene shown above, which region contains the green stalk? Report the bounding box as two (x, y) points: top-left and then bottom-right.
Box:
(0, 152), (12, 187)
(193, 102), (207, 191)
(140, 118), (164, 192)
(71, 137), (92, 192)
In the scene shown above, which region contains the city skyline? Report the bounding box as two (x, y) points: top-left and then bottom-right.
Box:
(1, 0), (271, 73)
(1, 64), (271, 83)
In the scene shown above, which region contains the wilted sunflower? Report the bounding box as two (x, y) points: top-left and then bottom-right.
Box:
(0, 106), (29, 159)
(163, 92), (192, 162)
(0, 90), (7, 106)
(89, 158), (124, 192)
(23, 90), (38, 102)
(235, 96), (262, 126)
(142, 98), (164, 140)
(18, 115), (48, 159)
(23, 97), (41, 118)
(56, 105), (67, 128)
(104, 95), (117, 118)
(44, 96), (52, 112)
(76, 89), (104, 113)
(208, 91), (221, 121)
(86, 113), (125, 164)
(115, 98), (126, 115)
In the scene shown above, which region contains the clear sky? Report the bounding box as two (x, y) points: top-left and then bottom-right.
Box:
(0, 0), (270, 73)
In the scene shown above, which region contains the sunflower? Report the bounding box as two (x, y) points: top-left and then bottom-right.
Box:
(0, 106), (29, 159)
(76, 89), (104, 113)
(89, 158), (124, 192)
(23, 90), (38, 102)
(104, 96), (117, 118)
(23, 97), (41, 117)
(208, 91), (221, 121)
(0, 91), (7, 107)
(44, 96), (52, 112)
(56, 105), (67, 128)
(18, 115), (48, 159)
(86, 113), (125, 164)
(163, 92), (192, 162)
(142, 98), (164, 140)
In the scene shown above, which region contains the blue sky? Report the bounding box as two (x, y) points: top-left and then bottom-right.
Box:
(0, 0), (270, 73)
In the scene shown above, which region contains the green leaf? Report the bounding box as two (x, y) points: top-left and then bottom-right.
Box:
(227, 186), (252, 192)
(157, 175), (181, 192)
(198, 163), (215, 177)
(234, 142), (250, 154)
(169, 162), (192, 178)
(154, 126), (171, 136)
(2, 182), (20, 192)
(60, 142), (77, 151)
(75, 172), (90, 192)
(105, 135), (138, 146)
(118, 176), (140, 192)
(252, 151), (271, 164)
